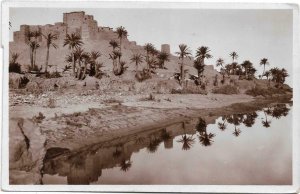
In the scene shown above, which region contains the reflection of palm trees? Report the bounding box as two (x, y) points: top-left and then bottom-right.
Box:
(232, 126), (242, 137)
(217, 116), (227, 131)
(112, 147), (122, 159)
(198, 132), (215, 146)
(195, 117), (207, 133)
(177, 134), (195, 150)
(120, 160), (132, 172)
(262, 111), (271, 128)
(160, 129), (171, 141)
(243, 112), (258, 127)
(147, 137), (161, 153)
(271, 104), (290, 119)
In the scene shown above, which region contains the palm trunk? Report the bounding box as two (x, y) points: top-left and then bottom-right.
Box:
(30, 48), (33, 68)
(72, 50), (76, 76)
(45, 46), (50, 73)
(180, 58), (184, 86)
(136, 62), (138, 71)
(82, 61), (88, 80)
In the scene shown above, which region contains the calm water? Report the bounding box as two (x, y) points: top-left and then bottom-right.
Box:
(42, 103), (292, 185)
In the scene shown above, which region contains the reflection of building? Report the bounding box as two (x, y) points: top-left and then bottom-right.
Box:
(43, 119), (200, 185)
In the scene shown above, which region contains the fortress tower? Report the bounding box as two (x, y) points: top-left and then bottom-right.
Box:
(161, 44), (170, 54)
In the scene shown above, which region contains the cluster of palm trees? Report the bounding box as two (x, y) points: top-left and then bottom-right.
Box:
(17, 25), (289, 88)
(25, 30), (58, 73)
(64, 33), (104, 80)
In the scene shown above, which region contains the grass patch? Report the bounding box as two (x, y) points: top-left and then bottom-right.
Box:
(212, 85), (239, 95)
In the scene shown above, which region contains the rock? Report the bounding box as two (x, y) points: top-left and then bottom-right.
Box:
(9, 118), (46, 185)
(9, 73), (30, 89)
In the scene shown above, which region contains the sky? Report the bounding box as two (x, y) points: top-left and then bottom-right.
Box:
(10, 8), (293, 85)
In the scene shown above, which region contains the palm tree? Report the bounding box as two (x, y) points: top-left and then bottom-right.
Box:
(63, 33), (83, 76)
(175, 44), (192, 86)
(25, 31), (35, 68)
(29, 41), (40, 70)
(241, 60), (253, 79)
(32, 30), (41, 67)
(157, 51), (170, 69)
(43, 33), (58, 73)
(89, 51), (101, 76)
(194, 46), (212, 84)
(81, 52), (91, 80)
(116, 26), (128, 53)
(130, 53), (143, 71)
(144, 43), (155, 70)
(260, 58), (269, 77)
(109, 40), (119, 51)
(270, 67), (289, 86)
(216, 58), (224, 68)
(229, 51), (238, 62)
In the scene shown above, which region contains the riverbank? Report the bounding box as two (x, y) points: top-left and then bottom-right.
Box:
(8, 91), (292, 184)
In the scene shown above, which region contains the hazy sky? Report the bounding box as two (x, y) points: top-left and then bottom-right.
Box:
(10, 8), (293, 85)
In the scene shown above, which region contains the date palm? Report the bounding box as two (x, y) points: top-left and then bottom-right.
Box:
(195, 46), (212, 83)
(116, 26), (128, 53)
(229, 51), (238, 62)
(260, 58), (269, 77)
(32, 30), (41, 67)
(63, 33), (83, 76)
(144, 43), (155, 70)
(175, 44), (192, 86)
(130, 53), (143, 71)
(89, 51), (101, 76)
(43, 33), (58, 73)
(26, 31), (35, 68)
(241, 60), (253, 78)
(216, 58), (225, 68)
(29, 41), (40, 70)
(109, 40), (119, 51)
(157, 51), (170, 69)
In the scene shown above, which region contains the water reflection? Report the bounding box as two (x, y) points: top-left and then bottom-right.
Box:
(42, 103), (292, 185)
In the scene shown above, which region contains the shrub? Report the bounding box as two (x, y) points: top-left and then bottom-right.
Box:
(245, 86), (291, 97)
(135, 69), (151, 82)
(9, 62), (22, 73)
(212, 85), (239, 95)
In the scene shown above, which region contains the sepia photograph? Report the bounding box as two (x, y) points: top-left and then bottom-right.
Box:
(1, 0), (299, 193)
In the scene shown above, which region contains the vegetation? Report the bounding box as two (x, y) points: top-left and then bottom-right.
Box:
(212, 85), (239, 95)
(9, 53), (22, 73)
(195, 46), (212, 84)
(175, 44), (192, 86)
(43, 33), (58, 72)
